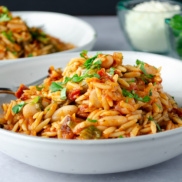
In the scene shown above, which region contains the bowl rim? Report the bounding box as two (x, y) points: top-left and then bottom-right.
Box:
(117, 0), (182, 13)
(12, 10), (97, 43)
(1, 121), (182, 146)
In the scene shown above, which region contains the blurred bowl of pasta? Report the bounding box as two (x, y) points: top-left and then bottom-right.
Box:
(0, 51), (182, 174)
(0, 6), (96, 63)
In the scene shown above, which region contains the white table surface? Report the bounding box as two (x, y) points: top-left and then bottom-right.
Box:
(1, 16), (181, 182)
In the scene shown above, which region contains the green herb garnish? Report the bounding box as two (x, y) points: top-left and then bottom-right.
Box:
(79, 125), (102, 139)
(109, 67), (115, 75)
(87, 118), (98, 123)
(167, 14), (182, 58)
(60, 87), (67, 100)
(91, 59), (102, 70)
(71, 74), (85, 83)
(136, 60), (154, 79)
(148, 116), (162, 132)
(30, 29), (49, 43)
(50, 82), (63, 92)
(2, 31), (14, 43)
(12, 102), (26, 114)
(83, 54), (98, 69)
(0, 14), (11, 22)
(122, 89), (151, 103)
(80, 50), (88, 58)
(49, 82), (67, 100)
(155, 103), (162, 110)
(148, 116), (153, 121)
(12, 51), (17, 55)
(28, 53), (33, 57)
(36, 85), (44, 91)
(149, 89), (152, 96)
(64, 73), (100, 84)
(32, 96), (41, 104)
(0, 7), (11, 22)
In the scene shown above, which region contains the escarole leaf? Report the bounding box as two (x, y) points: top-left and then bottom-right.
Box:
(12, 101), (26, 114)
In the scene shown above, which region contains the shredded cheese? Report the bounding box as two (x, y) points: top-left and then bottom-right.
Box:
(125, 0), (181, 53)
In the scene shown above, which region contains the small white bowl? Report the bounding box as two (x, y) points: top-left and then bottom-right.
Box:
(0, 51), (182, 174)
(117, 0), (182, 54)
(0, 11), (96, 64)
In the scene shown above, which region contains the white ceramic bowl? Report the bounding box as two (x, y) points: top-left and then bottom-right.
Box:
(0, 11), (96, 64)
(0, 51), (182, 174)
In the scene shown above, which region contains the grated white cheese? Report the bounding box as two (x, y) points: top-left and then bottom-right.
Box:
(125, 0), (181, 53)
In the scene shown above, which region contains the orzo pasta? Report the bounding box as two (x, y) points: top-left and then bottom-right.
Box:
(0, 6), (75, 60)
(0, 51), (182, 139)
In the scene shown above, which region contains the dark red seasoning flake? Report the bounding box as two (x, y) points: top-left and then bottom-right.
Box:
(15, 84), (29, 98)
(60, 116), (75, 139)
(68, 89), (81, 101)
(173, 108), (182, 117)
(97, 68), (113, 81)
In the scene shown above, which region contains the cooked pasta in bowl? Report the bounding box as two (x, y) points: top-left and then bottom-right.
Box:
(0, 6), (96, 62)
(0, 51), (182, 174)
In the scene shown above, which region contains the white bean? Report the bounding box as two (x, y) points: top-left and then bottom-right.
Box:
(101, 55), (114, 69)
(52, 105), (78, 122)
(89, 90), (102, 108)
(23, 103), (40, 118)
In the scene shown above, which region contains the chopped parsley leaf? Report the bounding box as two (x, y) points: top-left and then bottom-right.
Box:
(109, 67), (115, 75)
(12, 102), (26, 114)
(87, 118), (98, 123)
(0, 14), (11, 22)
(83, 54), (98, 69)
(64, 73), (100, 84)
(32, 96), (41, 104)
(148, 116), (162, 132)
(49, 82), (67, 100)
(28, 53), (33, 57)
(36, 85), (44, 91)
(122, 89), (151, 103)
(50, 82), (63, 92)
(2, 31), (14, 43)
(136, 59), (154, 79)
(60, 87), (67, 100)
(80, 50), (88, 58)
